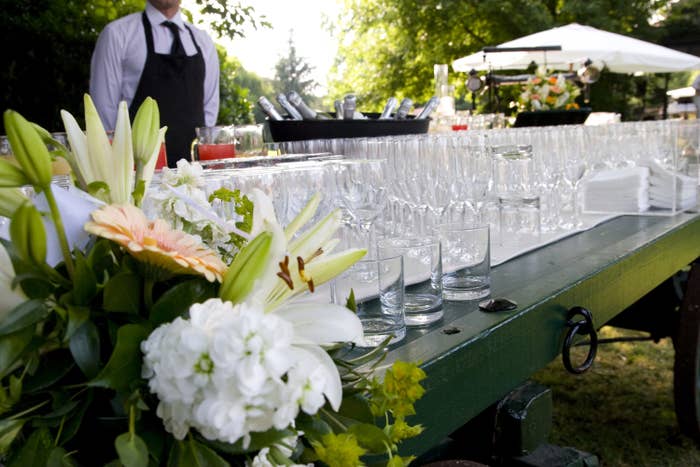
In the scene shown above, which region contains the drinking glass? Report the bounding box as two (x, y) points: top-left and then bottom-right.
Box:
(332, 254), (406, 347)
(437, 223), (491, 301)
(194, 125), (236, 161)
(377, 235), (443, 326)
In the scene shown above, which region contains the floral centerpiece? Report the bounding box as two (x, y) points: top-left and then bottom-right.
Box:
(0, 96), (425, 466)
(518, 66), (581, 112)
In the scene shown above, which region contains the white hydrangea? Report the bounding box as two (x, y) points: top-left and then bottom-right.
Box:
(141, 298), (331, 447)
(248, 436), (312, 467)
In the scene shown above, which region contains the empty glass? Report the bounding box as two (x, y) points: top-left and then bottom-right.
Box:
(437, 223), (491, 301)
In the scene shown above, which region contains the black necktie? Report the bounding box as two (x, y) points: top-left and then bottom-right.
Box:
(162, 21), (185, 57)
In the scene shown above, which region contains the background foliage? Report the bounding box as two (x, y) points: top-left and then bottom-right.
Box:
(328, 0), (698, 120)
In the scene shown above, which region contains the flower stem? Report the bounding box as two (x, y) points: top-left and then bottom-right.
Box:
(43, 187), (74, 279)
(129, 405), (135, 439)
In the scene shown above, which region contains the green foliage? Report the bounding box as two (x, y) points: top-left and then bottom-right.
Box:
(208, 187), (254, 250)
(188, 0), (270, 41)
(216, 46), (255, 125)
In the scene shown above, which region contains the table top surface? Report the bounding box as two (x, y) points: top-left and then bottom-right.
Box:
(385, 212), (700, 455)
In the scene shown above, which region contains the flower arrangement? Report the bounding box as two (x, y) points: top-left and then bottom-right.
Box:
(0, 95), (426, 466)
(518, 66), (581, 112)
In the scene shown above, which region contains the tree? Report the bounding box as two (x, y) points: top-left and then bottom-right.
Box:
(274, 33), (319, 105)
(234, 68), (276, 123)
(329, 0), (667, 119)
(217, 46), (255, 124)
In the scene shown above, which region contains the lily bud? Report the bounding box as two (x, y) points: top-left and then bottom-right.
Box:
(132, 97), (161, 165)
(0, 160), (30, 187)
(219, 231), (272, 305)
(10, 202), (47, 265)
(3, 110), (52, 189)
(0, 188), (27, 218)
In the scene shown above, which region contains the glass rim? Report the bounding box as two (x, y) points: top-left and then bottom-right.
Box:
(376, 234), (440, 249)
(355, 253), (404, 265)
(434, 222), (489, 234)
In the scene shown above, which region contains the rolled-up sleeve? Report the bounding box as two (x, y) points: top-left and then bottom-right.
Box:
(90, 25), (123, 131)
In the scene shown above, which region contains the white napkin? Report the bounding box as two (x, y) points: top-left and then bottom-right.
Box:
(646, 159), (698, 210)
(583, 167), (650, 213)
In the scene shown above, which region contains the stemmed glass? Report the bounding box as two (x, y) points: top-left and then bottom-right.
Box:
(333, 159), (387, 256)
(559, 127), (589, 229)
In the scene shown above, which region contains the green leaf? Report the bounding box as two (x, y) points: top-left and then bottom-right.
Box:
(7, 427), (52, 467)
(168, 438), (230, 467)
(35, 399), (80, 422)
(115, 432), (149, 467)
(347, 423), (391, 454)
(87, 238), (118, 279)
(0, 299), (48, 336)
(69, 321), (101, 379)
(346, 289), (357, 313)
(0, 418), (25, 455)
(72, 252), (97, 305)
(87, 181), (110, 198)
(338, 394), (375, 424)
(196, 428), (296, 455)
(150, 278), (217, 325)
(103, 272), (142, 313)
(47, 446), (77, 467)
(296, 413), (332, 444)
(23, 350), (75, 393)
(88, 324), (150, 392)
(58, 390), (93, 445)
(64, 305), (90, 342)
(0, 327), (34, 379)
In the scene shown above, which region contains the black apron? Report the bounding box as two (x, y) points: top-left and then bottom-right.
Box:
(130, 13), (205, 168)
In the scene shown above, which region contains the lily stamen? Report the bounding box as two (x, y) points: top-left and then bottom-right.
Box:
(297, 256), (315, 293)
(277, 255), (294, 290)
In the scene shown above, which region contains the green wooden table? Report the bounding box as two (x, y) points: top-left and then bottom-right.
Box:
(384, 213), (700, 456)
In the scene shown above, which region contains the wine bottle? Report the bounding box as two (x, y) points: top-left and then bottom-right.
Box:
(257, 96), (283, 121)
(416, 96), (439, 120)
(395, 98), (413, 119)
(343, 94), (356, 120)
(334, 100), (344, 119)
(286, 91), (330, 120)
(276, 93), (303, 120)
(379, 97), (397, 119)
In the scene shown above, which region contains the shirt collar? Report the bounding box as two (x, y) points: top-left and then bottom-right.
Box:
(145, 2), (185, 30)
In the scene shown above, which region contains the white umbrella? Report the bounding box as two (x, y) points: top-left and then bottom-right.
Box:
(452, 23), (700, 74)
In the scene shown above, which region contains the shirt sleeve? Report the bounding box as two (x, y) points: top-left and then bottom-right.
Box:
(200, 32), (220, 127)
(90, 24), (124, 131)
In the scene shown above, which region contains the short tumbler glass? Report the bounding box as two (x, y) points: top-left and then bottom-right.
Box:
(437, 223), (491, 301)
(332, 255), (405, 347)
(377, 236), (443, 326)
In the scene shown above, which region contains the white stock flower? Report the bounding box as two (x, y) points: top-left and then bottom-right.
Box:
(142, 298), (346, 446)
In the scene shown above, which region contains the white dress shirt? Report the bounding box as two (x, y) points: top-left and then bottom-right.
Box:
(89, 2), (219, 130)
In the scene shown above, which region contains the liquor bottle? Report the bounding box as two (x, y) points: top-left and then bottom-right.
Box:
(286, 91), (330, 120)
(416, 96), (439, 119)
(379, 97), (398, 119)
(395, 98), (413, 119)
(276, 93), (303, 120)
(334, 100), (344, 119)
(257, 96), (283, 121)
(343, 94), (357, 120)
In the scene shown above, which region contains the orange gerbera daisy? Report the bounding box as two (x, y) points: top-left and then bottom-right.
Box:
(85, 204), (226, 282)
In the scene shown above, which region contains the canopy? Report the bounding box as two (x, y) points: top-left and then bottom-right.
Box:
(453, 23), (700, 74)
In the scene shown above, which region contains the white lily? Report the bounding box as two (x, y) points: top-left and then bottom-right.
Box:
(221, 189), (366, 311)
(0, 242), (27, 318)
(61, 94), (134, 204)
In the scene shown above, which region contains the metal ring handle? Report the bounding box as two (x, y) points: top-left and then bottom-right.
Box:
(562, 306), (598, 374)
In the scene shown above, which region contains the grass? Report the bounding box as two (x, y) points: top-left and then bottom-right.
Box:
(532, 326), (700, 467)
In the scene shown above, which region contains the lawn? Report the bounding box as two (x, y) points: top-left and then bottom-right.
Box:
(533, 326), (700, 467)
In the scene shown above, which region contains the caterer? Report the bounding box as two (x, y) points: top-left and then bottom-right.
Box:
(89, 0), (220, 167)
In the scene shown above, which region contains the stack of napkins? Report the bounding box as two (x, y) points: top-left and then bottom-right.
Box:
(582, 167), (650, 213)
(647, 160), (698, 210)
